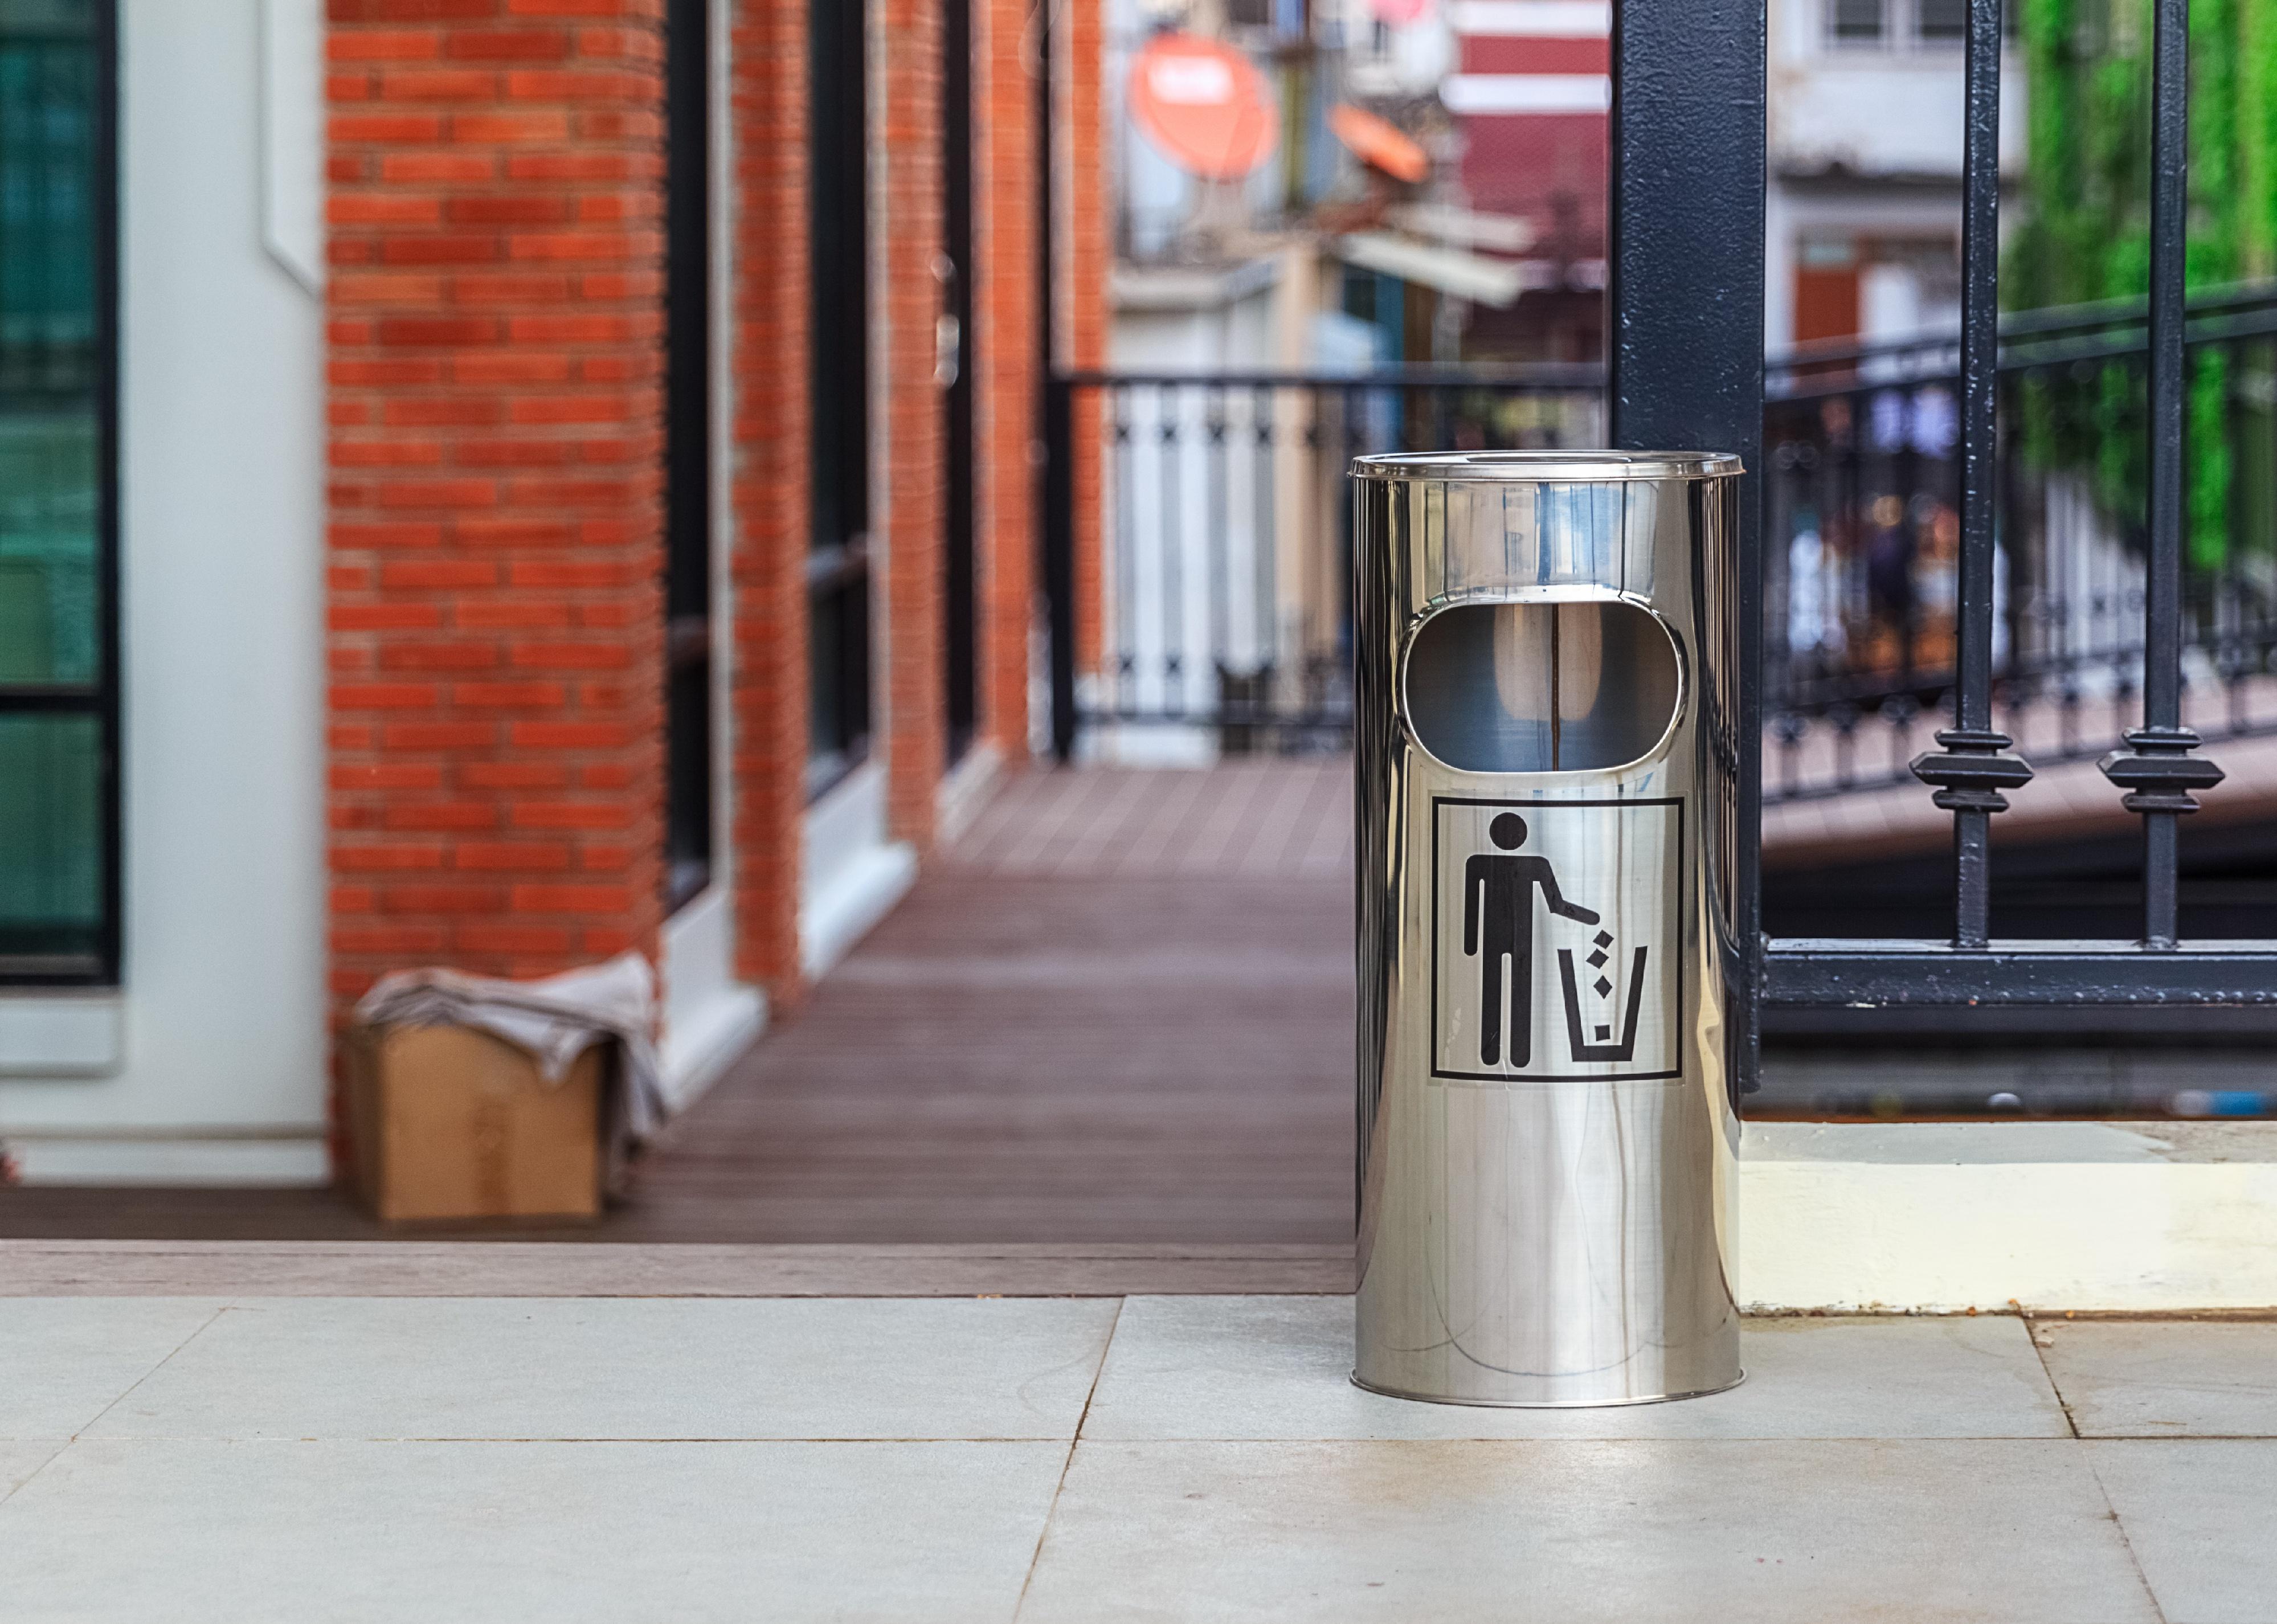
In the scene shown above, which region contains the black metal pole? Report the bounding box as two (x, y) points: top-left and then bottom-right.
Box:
(2099, 0), (2222, 947)
(1045, 377), (1077, 760)
(1033, 0), (1076, 762)
(1608, 0), (1764, 1097)
(1910, 0), (2031, 948)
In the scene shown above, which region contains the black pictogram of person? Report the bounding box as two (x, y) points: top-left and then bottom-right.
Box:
(1462, 812), (1599, 1068)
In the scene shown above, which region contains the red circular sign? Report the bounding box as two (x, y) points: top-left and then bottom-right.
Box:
(1128, 34), (1278, 182)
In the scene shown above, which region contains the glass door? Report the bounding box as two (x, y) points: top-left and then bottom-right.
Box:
(0, 0), (116, 983)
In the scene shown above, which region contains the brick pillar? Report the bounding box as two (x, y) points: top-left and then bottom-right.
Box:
(325, 5), (669, 1015)
(729, 0), (808, 1000)
(972, 0), (1035, 759)
(1062, 0), (1109, 677)
(879, 0), (947, 848)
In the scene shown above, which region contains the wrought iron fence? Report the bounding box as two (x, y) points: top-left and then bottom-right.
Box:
(1749, 0), (2277, 1048)
(1045, 367), (1602, 756)
(1052, 279), (2277, 804)
(1764, 283), (2277, 804)
(1041, 0), (2277, 1067)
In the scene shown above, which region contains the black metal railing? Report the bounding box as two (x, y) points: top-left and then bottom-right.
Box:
(1052, 275), (2277, 806)
(1040, 0), (2277, 1072)
(1044, 366), (1602, 756)
(1755, 0), (2277, 1050)
(1763, 281), (2277, 807)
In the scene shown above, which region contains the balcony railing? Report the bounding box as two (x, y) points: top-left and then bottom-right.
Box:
(1046, 365), (1604, 758)
(1764, 281), (2277, 803)
(1049, 282), (2277, 812)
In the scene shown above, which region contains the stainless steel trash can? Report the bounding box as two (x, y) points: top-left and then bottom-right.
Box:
(1352, 451), (1745, 1407)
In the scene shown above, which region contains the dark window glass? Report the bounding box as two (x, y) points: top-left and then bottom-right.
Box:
(663, 0), (712, 910)
(942, 0), (975, 765)
(0, 714), (100, 967)
(808, 0), (873, 800)
(1917, 0), (1968, 41)
(1829, 0), (1886, 42)
(0, 0), (114, 984)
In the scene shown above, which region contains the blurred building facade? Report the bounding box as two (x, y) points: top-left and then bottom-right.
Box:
(1109, 0), (1607, 378)
(1765, 0), (2025, 350)
(0, 0), (1107, 1183)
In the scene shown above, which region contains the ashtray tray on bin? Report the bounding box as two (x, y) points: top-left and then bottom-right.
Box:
(1351, 451), (1745, 1408)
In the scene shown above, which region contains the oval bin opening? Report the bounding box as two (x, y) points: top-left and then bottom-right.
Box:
(1404, 600), (1679, 773)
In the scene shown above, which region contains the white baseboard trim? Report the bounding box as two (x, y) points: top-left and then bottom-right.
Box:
(658, 983), (766, 1116)
(5, 1132), (329, 1188)
(935, 742), (1004, 846)
(800, 841), (917, 981)
(1741, 1121), (2277, 1312)
(0, 993), (125, 1077)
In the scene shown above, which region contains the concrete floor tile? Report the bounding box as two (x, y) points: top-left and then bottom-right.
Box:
(2088, 1441), (2277, 1624)
(0, 1438), (1064, 1624)
(0, 1299), (227, 1437)
(1084, 1298), (2068, 1439)
(1019, 1439), (2159, 1623)
(2035, 1321), (2277, 1436)
(85, 1296), (1115, 1441)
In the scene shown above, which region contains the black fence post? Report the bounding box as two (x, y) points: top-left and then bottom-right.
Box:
(2099, 0), (2224, 946)
(1044, 375), (1078, 763)
(1608, 0), (1766, 1096)
(1909, 0), (2033, 947)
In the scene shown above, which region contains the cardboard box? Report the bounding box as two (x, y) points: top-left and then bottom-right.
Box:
(344, 1023), (609, 1223)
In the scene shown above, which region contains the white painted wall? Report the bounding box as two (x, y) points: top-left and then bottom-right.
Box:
(1764, 0), (2029, 352)
(0, 0), (329, 1183)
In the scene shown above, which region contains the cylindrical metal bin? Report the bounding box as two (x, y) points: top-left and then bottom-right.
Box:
(1352, 450), (1745, 1407)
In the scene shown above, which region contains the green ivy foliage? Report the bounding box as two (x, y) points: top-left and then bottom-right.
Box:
(2005, 0), (2275, 566)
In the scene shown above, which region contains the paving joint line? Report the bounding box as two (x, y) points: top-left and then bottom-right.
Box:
(2078, 1445), (2173, 1624)
(71, 1302), (236, 1441)
(1013, 1294), (1124, 1621)
(0, 1438), (74, 1513)
(2023, 1312), (2085, 1440)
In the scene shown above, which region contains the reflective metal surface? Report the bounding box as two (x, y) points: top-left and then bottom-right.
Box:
(1354, 452), (1745, 1406)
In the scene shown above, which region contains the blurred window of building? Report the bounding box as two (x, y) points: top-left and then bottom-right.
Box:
(807, 0), (874, 802)
(1829, 0), (1887, 46)
(1826, 0), (2010, 52)
(1915, 0), (1967, 44)
(0, 0), (113, 984)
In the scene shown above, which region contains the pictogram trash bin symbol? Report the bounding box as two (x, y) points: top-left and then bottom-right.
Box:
(1352, 451), (1745, 1406)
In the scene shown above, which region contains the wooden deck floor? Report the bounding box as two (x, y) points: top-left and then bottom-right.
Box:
(0, 762), (1356, 1246)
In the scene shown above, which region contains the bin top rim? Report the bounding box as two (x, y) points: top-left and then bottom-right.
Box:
(1349, 450), (1743, 482)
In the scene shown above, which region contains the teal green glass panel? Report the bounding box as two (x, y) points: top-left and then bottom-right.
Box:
(1, 0), (100, 688)
(0, 713), (101, 959)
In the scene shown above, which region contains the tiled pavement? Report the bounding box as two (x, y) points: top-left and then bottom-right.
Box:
(2, 1299), (2273, 1622)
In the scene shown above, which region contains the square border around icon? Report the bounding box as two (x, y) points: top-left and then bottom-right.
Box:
(1428, 794), (1685, 1084)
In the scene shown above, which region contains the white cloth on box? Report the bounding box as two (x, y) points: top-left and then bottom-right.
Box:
(353, 952), (668, 1137)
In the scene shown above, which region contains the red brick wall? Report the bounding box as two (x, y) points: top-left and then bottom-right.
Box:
(325, 2), (669, 1012)
(728, 0), (808, 999)
(972, 0), (1034, 758)
(1063, 0), (1108, 677)
(880, 0), (946, 848)
(328, 0), (1085, 1039)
